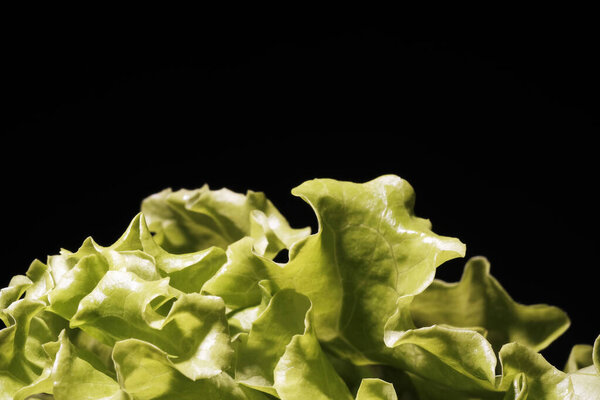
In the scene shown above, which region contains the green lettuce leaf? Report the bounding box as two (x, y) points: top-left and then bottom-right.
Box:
(1, 300), (54, 385)
(410, 256), (570, 352)
(206, 175), (466, 363)
(284, 175), (466, 353)
(112, 339), (268, 400)
(235, 289), (308, 395)
(112, 213), (228, 294)
(272, 312), (353, 400)
(384, 324), (499, 397)
(561, 335), (600, 399)
(11, 339), (58, 400)
(70, 271), (233, 380)
(202, 237), (282, 312)
(0, 275), (32, 312)
(235, 288), (353, 399)
(23, 259), (54, 302)
(0, 299), (67, 399)
(355, 378), (398, 400)
(498, 342), (568, 399)
(567, 365), (600, 400)
(47, 330), (128, 400)
(564, 344), (593, 374)
(141, 185), (310, 256)
(48, 251), (110, 320)
(227, 280), (277, 333)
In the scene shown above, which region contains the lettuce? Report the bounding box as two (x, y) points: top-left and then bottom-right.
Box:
(1, 175), (598, 399)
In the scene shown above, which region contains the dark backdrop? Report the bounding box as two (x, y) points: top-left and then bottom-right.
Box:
(3, 15), (598, 368)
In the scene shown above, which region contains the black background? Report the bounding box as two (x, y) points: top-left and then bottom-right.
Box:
(3, 12), (598, 368)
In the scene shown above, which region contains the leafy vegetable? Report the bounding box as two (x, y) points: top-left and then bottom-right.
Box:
(409, 256), (570, 353)
(1, 175), (598, 399)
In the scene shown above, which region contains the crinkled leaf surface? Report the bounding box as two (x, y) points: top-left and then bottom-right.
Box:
(141, 185), (310, 256)
(498, 342), (570, 400)
(70, 271), (234, 380)
(111, 212), (230, 294)
(0, 275), (32, 312)
(23, 259), (54, 302)
(284, 175), (466, 354)
(235, 289), (310, 395)
(206, 175), (466, 364)
(498, 341), (600, 399)
(203, 237), (283, 311)
(112, 338), (262, 400)
(0, 299), (66, 399)
(235, 288), (353, 399)
(1, 299), (52, 383)
(50, 330), (128, 400)
(48, 252), (109, 320)
(384, 324), (500, 397)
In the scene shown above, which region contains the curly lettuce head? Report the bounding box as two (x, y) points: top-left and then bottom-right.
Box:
(1, 175), (597, 399)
